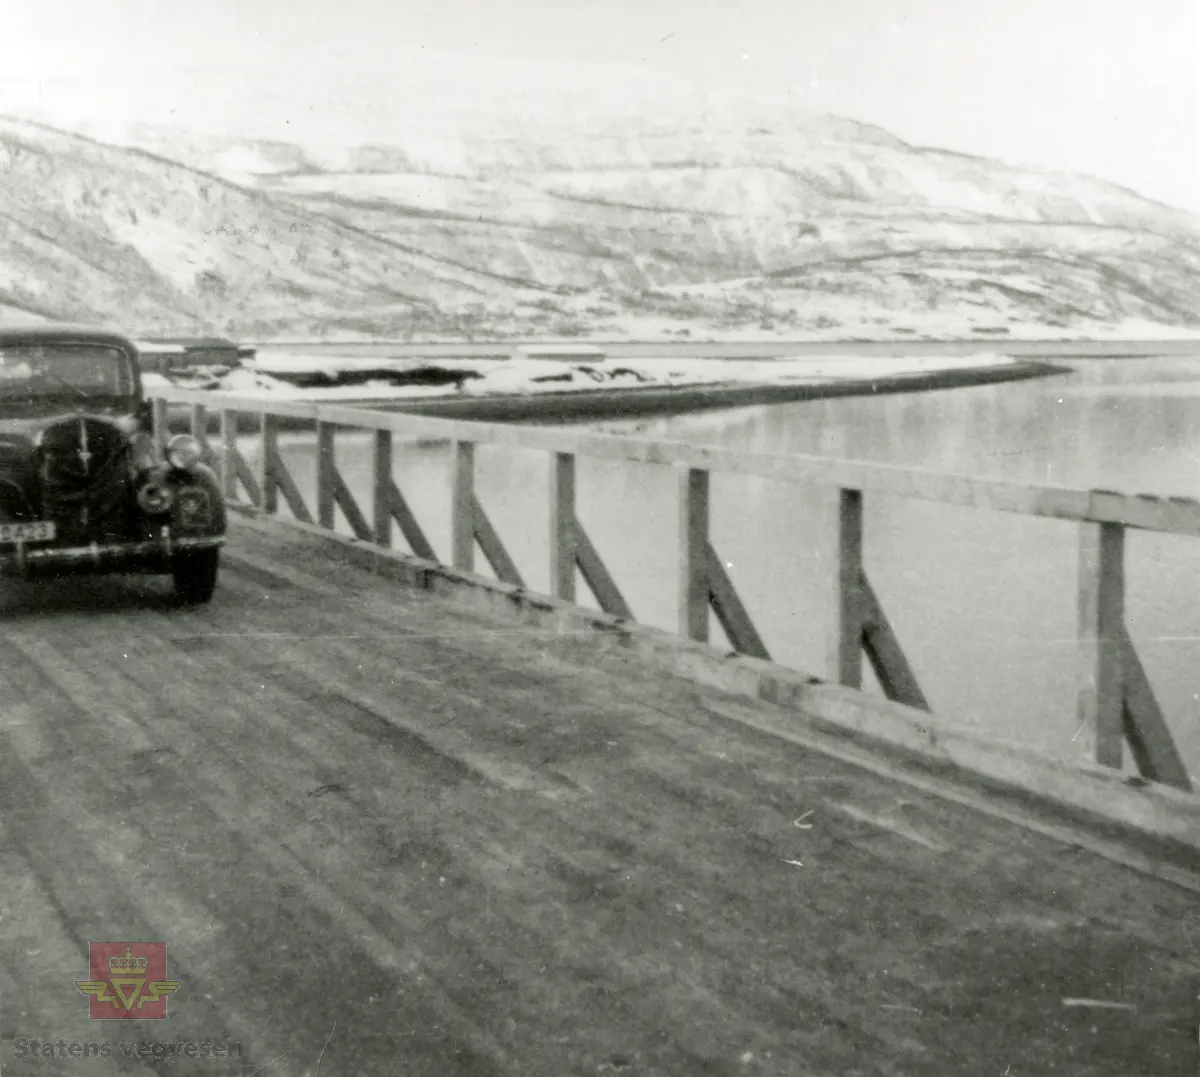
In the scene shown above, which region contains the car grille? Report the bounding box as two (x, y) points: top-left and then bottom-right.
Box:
(0, 440), (36, 520)
(35, 418), (134, 543)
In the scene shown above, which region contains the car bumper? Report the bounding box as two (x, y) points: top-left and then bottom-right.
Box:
(0, 531), (225, 577)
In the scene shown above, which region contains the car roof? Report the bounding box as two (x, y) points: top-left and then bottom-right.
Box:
(0, 323), (140, 351)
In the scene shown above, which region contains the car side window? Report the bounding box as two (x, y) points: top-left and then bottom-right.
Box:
(0, 353), (34, 380)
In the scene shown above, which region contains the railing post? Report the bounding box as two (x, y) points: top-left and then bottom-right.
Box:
(260, 412), (278, 515)
(151, 398), (169, 452)
(550, 452), (576, 601)
(1077, 521), (1125, 769)
(219, 409), (238, 501)
(451, 440), (475, 572)
(831, 488), (865, 688)
(316, 420), (335, 531)
(373, 430), (393, 547)
(678, 468), (709, 643)
(188, 403), (212, 466)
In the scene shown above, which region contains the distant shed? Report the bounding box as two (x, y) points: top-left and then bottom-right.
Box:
(511, 344), (607, 363)
(135, 337), (244, 373)
(133, 342), (188, 374)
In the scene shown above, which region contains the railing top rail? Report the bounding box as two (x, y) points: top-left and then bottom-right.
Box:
(151, 386), (1200, 537)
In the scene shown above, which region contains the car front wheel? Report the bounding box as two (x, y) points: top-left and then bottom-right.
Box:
(173, 548), (220, 604)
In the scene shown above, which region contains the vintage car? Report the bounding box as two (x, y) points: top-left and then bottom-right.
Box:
(0, 325), (226, 602)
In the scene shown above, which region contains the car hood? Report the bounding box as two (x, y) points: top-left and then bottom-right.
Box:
(0, 409), (140, 450)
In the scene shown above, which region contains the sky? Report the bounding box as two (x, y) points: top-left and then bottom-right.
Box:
(1, 0), (1197, 209)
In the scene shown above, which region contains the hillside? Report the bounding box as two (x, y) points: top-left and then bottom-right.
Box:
(1, 109), (1198, 341)
(0, 117), (552, 339)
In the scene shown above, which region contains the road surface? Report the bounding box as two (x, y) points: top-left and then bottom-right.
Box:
(1, 519), (1196, 1075)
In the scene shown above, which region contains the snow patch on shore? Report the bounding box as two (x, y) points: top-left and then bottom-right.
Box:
(148, 352), (1022, 402)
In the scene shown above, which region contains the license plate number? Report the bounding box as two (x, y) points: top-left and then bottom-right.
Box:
(0, 521), (56, 543)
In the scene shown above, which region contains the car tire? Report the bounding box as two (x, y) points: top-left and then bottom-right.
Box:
(173, 548), (220, 604)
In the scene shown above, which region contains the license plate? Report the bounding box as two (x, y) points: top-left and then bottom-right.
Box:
(0, 521), (56, 544)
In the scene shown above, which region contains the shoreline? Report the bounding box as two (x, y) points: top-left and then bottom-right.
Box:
(165, 357), (1067, 434)
(364, 357), (1066, 424)
(250, 339), (1200, 361)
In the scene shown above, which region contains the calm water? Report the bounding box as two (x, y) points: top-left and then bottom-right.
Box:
(246, 358), (1200, 779)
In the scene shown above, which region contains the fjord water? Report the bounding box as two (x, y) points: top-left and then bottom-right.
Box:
(260, 358), (1200, 778)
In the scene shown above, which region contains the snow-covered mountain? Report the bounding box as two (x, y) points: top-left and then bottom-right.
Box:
(1, 106), (1198, 341)
(0, 116), (558, 339)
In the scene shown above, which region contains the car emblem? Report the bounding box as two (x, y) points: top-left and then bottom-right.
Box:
(77, 419), (91, 473)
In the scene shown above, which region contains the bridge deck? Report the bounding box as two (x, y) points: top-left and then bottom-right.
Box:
(1, 519), (1195, 1076)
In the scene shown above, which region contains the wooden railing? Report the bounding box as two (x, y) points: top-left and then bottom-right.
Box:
(149, 388), (1198, 793)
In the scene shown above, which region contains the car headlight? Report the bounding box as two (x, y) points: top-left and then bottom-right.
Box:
(136, 480), (174, 514)
(166, 434), (203, 471)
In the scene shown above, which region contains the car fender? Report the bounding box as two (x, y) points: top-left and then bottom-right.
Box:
(165, 463), (227, 537)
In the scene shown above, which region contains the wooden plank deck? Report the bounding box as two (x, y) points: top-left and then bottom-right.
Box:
(1, 518), (1196, 1076)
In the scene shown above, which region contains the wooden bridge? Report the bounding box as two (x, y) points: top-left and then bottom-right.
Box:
(2, 386), (1198, 1077)
(151, 387), (1200, 799)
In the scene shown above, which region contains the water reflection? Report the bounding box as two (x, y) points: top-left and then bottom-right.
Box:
(248, 358), (1200, 778)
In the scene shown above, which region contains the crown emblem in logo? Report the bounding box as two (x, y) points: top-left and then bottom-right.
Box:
(108, 947), (148, 975)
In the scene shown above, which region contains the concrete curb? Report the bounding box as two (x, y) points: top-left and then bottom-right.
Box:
(226, 506), (1200, 864)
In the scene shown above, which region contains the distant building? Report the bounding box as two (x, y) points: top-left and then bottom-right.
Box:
(134, 337), (247, 373)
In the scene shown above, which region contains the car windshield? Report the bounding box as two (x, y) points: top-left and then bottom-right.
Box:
(0, 343), (135, 403)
